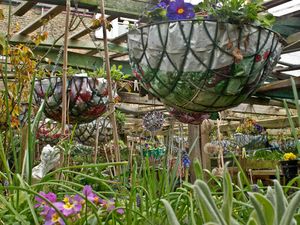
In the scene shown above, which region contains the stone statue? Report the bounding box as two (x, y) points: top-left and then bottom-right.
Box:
(32, 144), (60, 180)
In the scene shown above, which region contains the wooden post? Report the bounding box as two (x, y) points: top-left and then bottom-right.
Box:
(188, 124), (200, 182)
(100, 0), (121, 171)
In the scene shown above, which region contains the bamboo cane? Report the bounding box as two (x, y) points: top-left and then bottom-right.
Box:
(60, 0), (70, 167)
(99, 0), (121, 174)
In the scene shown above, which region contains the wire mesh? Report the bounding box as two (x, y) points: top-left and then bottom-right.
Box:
(128, 19), (282, 112)
(34, 76), (109, 124)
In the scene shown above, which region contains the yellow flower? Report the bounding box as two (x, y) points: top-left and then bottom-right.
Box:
(283, 153), (297, 161)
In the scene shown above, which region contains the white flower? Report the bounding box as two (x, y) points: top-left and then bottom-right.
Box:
(184, 0), (203, 5)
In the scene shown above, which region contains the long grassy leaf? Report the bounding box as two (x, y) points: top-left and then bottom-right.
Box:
(161, 199), (180, 225)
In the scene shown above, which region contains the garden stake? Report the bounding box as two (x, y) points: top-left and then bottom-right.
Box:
(94, 117), (101, 163)
(100, 0), (121, 174)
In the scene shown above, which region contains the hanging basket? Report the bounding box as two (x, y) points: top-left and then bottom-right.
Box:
(36, 118), (65, 146)
(168, 106), (209, 124)
(72, 117), (113, 146)
(128, 20), (282, 112)
(34, 76), (109, 124)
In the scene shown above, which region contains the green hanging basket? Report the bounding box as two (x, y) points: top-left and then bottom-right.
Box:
(128, 20), (282, 112)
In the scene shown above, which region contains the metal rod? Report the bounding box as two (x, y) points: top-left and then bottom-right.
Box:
(100, 0), (121, 171)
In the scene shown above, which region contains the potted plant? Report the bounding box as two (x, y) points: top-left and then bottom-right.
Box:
(280, 152), (298, 182)
(128, 0), (282, 113)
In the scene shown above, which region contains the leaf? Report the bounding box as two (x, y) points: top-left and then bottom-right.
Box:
(247, 218), (259, 225)
(193, 158), (203, 180)
(248, 192), (274, 225)
(221, 170), (233, 224)
(193, 180), (227, 225)
(279, 191), (300, 225)
(161, 199), (180, 225)
(274, 180), (287, 225)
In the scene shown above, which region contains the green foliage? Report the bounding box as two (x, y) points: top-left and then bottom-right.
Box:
(198, 0), (275, 28)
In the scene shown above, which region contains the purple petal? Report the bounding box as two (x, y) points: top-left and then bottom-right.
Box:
(45, 192), (57, 202)
(116, 208), (125, 215)
(82, 185), (93, 196)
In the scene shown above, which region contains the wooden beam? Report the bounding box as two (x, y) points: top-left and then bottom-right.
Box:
(227, 103), (288, 116)
(110, 33), (127, 44)
(109, 52), (128, 59)
(256, 77), (300, 93)
(10, 35), (128, 53)
(263, 0), (291, 9)
(69, 15), (117, 40)
(219, 115), (300, 131)
(13, 1), (37, 16)
(118, 92), (163, 106)
(21, 0), (147, 19)
(17, 5), (65, 35)
(245, 97), (295, 108)
(32, 47), (132, 73)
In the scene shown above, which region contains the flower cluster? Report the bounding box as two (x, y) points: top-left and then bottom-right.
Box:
(283, 152), (297, 161)
(236, 118), (265, 135)
(182, 151), (191, 168)
(148, 0), (198, 21)
(35, 185), (124, 225)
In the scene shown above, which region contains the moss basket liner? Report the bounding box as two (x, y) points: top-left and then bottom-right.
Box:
(34, 76), (109, 124)
(128, 19), (282, 113)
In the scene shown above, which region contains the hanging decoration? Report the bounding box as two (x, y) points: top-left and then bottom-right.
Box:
(34, 76), (111, 124)
(143, 111), (164, 132)
(36, 119), (65, 146)
(128, 1), (282, 113)
(168, 106), (210, 124)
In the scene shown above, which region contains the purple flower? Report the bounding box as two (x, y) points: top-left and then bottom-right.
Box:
(44, 210), (65, 225)
(54, 196), (82, 217)
(35, 192), (57, 208)
(82, 185), (102, 204)
(102, 199), (116, 211)
(167, 0), (195, 20)
(116, 208), (125, 215)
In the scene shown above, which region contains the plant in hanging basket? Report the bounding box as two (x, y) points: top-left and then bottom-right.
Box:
(128, 0), (282, 113)
(34, 75), (111, 124)
(168, 106), (210, 124)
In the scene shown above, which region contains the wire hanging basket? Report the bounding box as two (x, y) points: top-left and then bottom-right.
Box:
(72, 117), (113, 146)
(36, 117), (114, 147)
(128, 19), (282, 113)
(34, 76), (109, 124)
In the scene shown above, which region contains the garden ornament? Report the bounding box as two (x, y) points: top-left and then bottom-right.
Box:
(32, 144), (60, 180)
